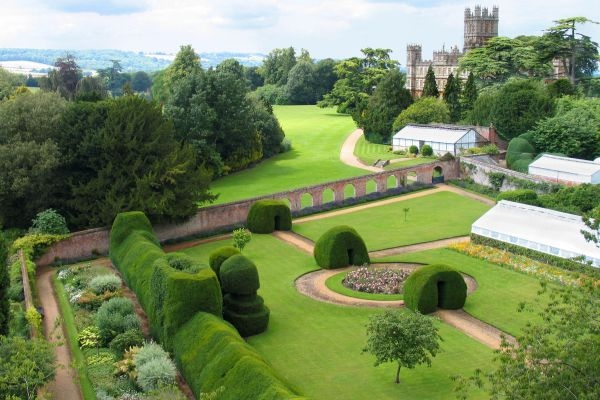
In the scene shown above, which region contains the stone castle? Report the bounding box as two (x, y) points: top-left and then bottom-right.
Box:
(406, 5), (499, 96)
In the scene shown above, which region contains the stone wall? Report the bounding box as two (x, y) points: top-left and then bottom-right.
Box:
(460, 156), (558, 192)
(37, 160), (459, 266)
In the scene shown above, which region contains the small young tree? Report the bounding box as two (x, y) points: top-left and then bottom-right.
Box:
(232, 228), (252, 251)
(363, 310), (441, 384)
(31, 209), (69, 235)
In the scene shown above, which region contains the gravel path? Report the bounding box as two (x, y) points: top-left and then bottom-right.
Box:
(36, 265), (83, 400)
(339, 128), (381, 172)
(435, 309), (516, 349)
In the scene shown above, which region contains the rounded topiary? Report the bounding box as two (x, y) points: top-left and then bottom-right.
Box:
(209, 246), (240, 277)
(313, 225), (370, 269)
(219, 255), (260, 295)
(409, 145), (419, 155)
(246, 200), (292, 233)
(403, 264), (467, 314)
(420, 144), (433, 157)
(506, 137), (535, 168)
(223, 306), (270, 337)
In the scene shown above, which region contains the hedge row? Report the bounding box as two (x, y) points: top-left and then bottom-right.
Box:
(496, 189), (540, 206)
(471, 234), (600, 279)
(404, 264), (467, 314)
(110, 212), (298, 399)
(247, 200), (292, 233)
(173, 313), (305, 400)
(313, 225), (370, 269)
(109, 211), (222, 348)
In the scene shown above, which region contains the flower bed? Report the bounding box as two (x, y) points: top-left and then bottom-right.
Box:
(448, 242), (589, 286)
(342, 266), (410, 294)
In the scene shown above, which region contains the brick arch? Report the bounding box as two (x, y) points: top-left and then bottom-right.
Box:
(344, 183), (356, 199)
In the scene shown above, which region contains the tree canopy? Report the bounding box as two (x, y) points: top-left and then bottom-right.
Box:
(392, 97), (450, 131)
(363, 310), (441, 384)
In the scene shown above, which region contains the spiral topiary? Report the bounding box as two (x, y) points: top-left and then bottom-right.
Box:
(313, 225), (370, 269)
(246, 200), (292, 233)
(403, 264), (467, 314)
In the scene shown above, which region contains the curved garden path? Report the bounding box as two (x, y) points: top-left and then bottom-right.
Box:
(36, 265), (83, 400)
(339, 128), (381, 172)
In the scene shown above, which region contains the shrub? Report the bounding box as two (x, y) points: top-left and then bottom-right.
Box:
(164, 252), (204, 273)
(420, 144), (433, 157)
(280, 138), (293, 153)
(134, 342), (168, 368)
(506, 137), (535, 168)
(313, 225), (370, 269)
(222, 305), (270, 337)
(219, 255), (259, 295)
(137, 358), (177, 392)
(208, 247), (240, 277)
(110, 329), (144, 357)
(409, 145), (419, 155)
(78, 326), (101, 349)
(246, 200), (292, 233)
(30, 208), (69, 235)
(172, 312), (304, 400)
(95, 297), (140, 345)
(403, 264), (467, 314)
(89, 274), (122, 295)
(497, 189), (540, 206)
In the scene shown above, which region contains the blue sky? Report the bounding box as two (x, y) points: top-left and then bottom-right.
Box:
(1, 0), (599, 64)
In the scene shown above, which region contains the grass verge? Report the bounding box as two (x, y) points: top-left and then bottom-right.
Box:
(52, 274), (97, 400)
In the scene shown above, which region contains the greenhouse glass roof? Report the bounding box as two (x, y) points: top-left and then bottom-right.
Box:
(472, 200), (600, 267)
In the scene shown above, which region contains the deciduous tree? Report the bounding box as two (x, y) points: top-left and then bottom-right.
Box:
(392, 97), (450, 131)
(363, 310), (441, 384)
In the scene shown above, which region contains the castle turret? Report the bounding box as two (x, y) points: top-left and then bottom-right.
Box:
(406, 44), (422, 96)
(463, 5), (499, 52)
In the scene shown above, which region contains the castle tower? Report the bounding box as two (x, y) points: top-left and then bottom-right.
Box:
(406, 44), (422, 96)
(463, 5), (498, 52)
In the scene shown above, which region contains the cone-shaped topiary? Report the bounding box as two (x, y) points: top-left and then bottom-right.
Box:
(403, 264), (467, 314)
(313, 225), (370, 269)
(209, 246), (241, 279)
(246, 200), (292, 233)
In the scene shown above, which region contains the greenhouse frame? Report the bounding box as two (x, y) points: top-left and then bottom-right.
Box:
(392, 124), (487, 156)
(528, 154), (600, 184)
(471, 200), (600, 267)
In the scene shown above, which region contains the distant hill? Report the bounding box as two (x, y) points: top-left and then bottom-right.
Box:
(0, 48), (266, 73)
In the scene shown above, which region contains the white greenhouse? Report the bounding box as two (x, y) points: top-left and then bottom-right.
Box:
(471, 201), (600, 268)
(528, 154), (600, 184)
(392, 124), (487, 156)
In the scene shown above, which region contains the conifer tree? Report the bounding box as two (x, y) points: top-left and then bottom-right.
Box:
(443, 73), (462, 122)
(461, 72), (478, 117)
(422, 65), (439, 98)
(0, 233), (8, 336)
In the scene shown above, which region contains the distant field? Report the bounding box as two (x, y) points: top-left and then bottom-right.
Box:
(208, 105), (366, 205)
(293, 191), (491, 250)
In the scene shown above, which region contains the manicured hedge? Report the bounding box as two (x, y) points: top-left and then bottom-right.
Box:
(173, 313), (306, 400)
(110, 211), (222, 349)
(247, 200), (292, 234)
(506, 137), (535, 168)
(150, 255), (222, 348)
(220, 255), (260, 295)
(209, 246), (240, 278)
(497, 189), (540, 206)
(220, 255), (269, 336)
(404, 264), (467, 314)
(313, 225), (370, 269)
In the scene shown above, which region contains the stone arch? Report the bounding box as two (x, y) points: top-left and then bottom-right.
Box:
(386, 175), (398, 189)
(343, 184), (356, 199)
(322, 188), (335, 204)
(278, 198), (292, 208)
(366, 179), (377, 194)
(432, 165), (444, 183)
(301, 193), (313, 209)
(406, 171), (417, 183)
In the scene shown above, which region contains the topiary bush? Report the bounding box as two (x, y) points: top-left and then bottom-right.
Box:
(31, 208), (69, 235)
(219, 255), (260, 295)
(172, 312), (305, 400)
(95, 297), (141, 345)
(420, 144), (433, 157)
(209, 246), (240, 279)
(497, 189), (540, 206)
(403, 264), (467, 314)
(313, 225), (370, 269)
(246, 200), (293, 234)
(409, 145), (419, 155)
(219, 255), (269, 337)
(89, 274), (122, 295)
(506, 136), (536, 168)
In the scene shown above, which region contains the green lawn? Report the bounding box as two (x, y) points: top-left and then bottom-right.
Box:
(377, 248), (549, 335)
(353, 135), (398, 165)
(293, 191), (490, 250)
(208, 106), (366, 205)
(182, 235), (494, 400)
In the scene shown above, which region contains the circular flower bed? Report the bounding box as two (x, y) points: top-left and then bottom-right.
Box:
(342, 267), (410, 294)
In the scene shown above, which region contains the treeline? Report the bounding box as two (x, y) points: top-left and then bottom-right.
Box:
(0, 45), (285, 230)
